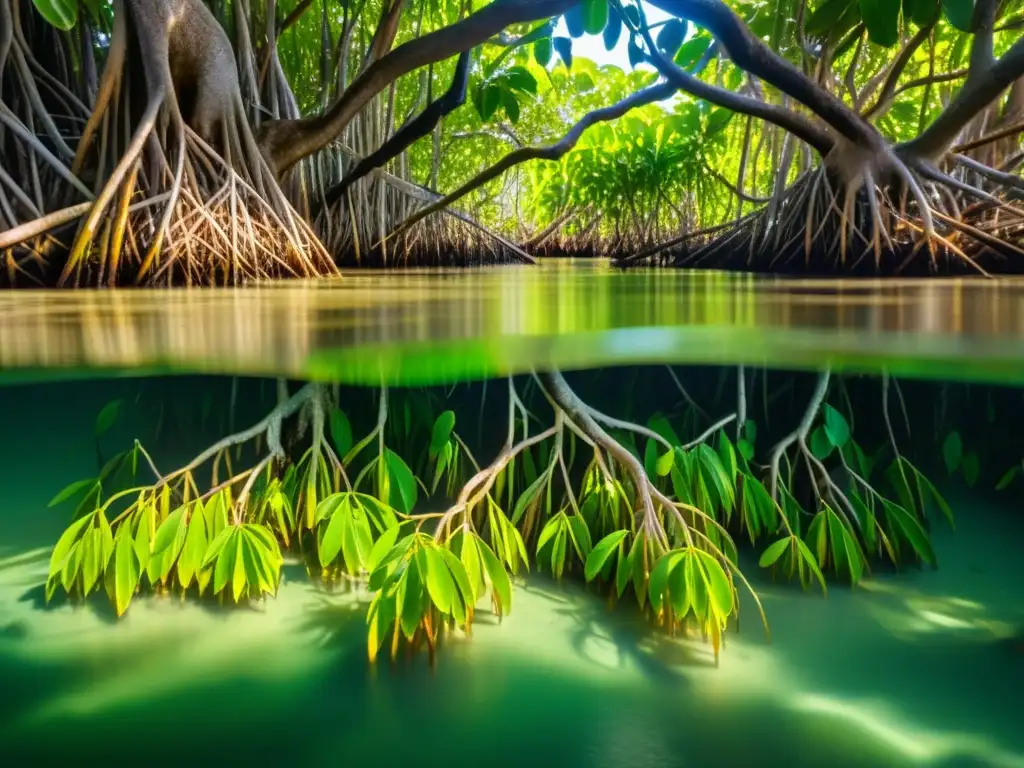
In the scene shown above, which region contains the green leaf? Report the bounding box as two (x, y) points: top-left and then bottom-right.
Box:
(329, 408), (353, 458)
(603, 5), (623, 49)
(859, 0), (900, 46)
(943, 431), (963, 474)
(823, 404), (851, 448)
(694, 550), (733, 618)
(685, 554), (708, 620)
(133, 504), (153, 569)
(367, 524), (400, 573)
(151, 507), (186, 557)
(477, 84), (502, 121)
(213, 530), (238, 595)
(502, 89), (521, 124)
(94, 398), (122, 436)
(48, 478), (98, 508)
(534, 37), (553, 67)
(807, 0), (859, 36)
(656, 19), (687, 58)
(655, 450), (675, 477)
(904, 0), (941, 26)
(615, 540), (632, 597)
(551, 528), (567, 578)
(178, 507), (208, 589)
(399, 554), (424, 639)
(230, 536), (247, 602)
(461, 534), (483, 599)
(114, 528), (139, 616)
(318, 497), (350, 568)
(81, 530), (102, 596)
(627, 37), (645, 68)
(315, 492), (348, 524)
(758, 537), (791, 567)
(648, 551), (682, 613)
(915, 470), (955, 528)
(437, 547), (474, 610)
(505, 66), (538, 95)
(201, 526), (234, 569)
(423, 547), (456, 615)
(384, 450), (417, 515)
(698, 444), (734, 514)
(737, 439), (754, 461)
(941, 0), (974, 30)
(566, 515), (593, 560)
(810, 426), (834, 460)
(478, 539), (512, 616)
(884, 501), (936, 567)
(564, 5), (586, 37)
(585, 530), (628, 581)
(582, 0), (608, 35)
(48, 514), (92, 579)
(536, 515), (563, 555)
(512, 473), (547, 524)
(429, 410), (456, 459)
(995, 465), (1020, 491)
(794, 536), (829, 594)
(553, 36), (573, 70)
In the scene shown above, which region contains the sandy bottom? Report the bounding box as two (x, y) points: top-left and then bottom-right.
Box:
(0, 379), (1021, 767)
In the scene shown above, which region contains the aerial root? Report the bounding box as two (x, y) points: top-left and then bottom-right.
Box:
(3, 0), (335, 287)
(313, 160), (535, 268)
(629, 152), (1024, 276)
(56, 92), (334, 287)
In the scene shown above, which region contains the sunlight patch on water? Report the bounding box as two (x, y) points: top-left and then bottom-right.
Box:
(792, 694), (1024, 768)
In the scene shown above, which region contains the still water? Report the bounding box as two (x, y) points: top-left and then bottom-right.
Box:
(0, 263), (1022, 767)
(2, 261), (1024, 384)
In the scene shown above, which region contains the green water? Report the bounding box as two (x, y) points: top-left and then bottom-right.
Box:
(2, 265), (1024, 767)
(3, 261), (1024, 385)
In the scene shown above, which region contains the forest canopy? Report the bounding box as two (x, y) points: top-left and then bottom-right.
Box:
(1, 0), (1023, 283)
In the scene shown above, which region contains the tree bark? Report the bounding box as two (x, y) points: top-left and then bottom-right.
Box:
(257, 0), (578, 176)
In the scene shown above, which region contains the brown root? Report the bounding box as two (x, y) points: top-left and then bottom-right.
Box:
(3, 0), (335, 287)
(622, 144), (1024, 277)
(313, 146), (535, 268)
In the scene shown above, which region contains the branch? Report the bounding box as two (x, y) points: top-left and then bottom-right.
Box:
(642, 40), (834, 156)
(646, 0), (883, 150)
(901, 3), (1024, 160)
(383, 81), (677, 242)
(862, 22), (935, 120)
(257, 0), (578, 175)
(279, 0), (315, 36)
(320, 51), (470, 210)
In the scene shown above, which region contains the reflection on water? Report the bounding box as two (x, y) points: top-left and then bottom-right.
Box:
(3, 262), (1024, 384)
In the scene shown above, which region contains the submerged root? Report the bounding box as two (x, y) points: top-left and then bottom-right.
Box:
(43, 367), (957, 665)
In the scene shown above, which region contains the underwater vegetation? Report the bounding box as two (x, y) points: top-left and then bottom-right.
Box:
(42, 365), (971, 665)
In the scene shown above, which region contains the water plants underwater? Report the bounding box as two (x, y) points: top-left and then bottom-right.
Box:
(38, 364), (986, 669)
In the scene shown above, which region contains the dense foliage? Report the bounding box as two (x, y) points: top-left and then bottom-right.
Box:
(46, 369), (959, 663)
(2, 0), (1022, 279)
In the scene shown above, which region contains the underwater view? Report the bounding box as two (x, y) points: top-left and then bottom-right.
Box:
(1, 265), (1023, 767)
(4, 0), (1024, 762)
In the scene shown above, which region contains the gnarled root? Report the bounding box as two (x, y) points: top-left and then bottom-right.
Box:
(629, 141), (1024, 276)
(431, 371), (768, 657)
(313, 146), (535, 267)
(0, 0), (93, 283)
(6, 0), (335, 287)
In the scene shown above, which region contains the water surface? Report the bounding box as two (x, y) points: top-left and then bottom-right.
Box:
(3, 262), (1024, 384)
